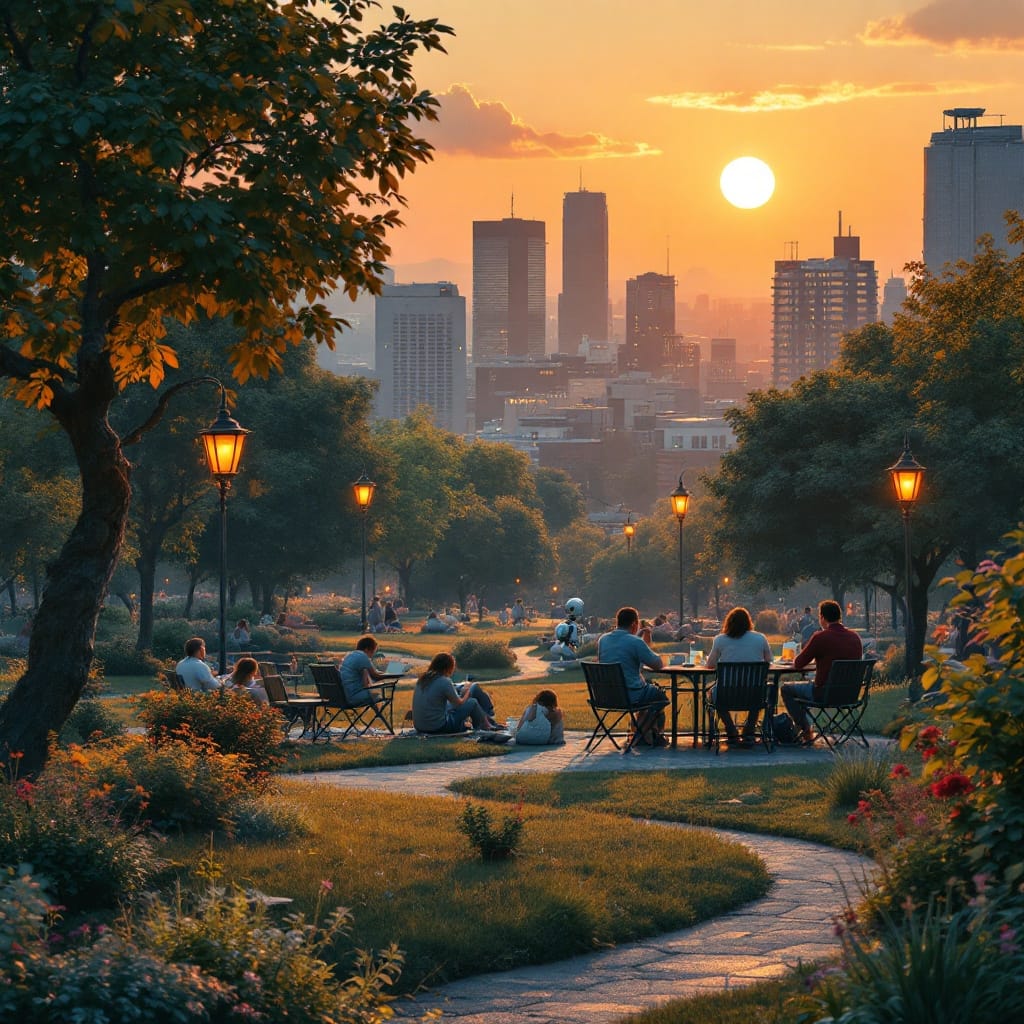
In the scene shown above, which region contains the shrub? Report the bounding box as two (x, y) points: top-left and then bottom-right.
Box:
(457, 801), (524, 860)
(60, 697), (126, 746)
(876, 641), (906, 683)
(95, 637), (164, 677)
(94, 603), (133, 640)
(754, 609), (781, 634)
(150, 617), (197, 661)
(56, 734), (253, 833)
(135, 689), (285, 786)
(310, 608), (360, 631)
(821, 746), (897, 811)
(0, 752), (156, 913)
(227, 797), (312, 842)
(451, 638), (517, 670)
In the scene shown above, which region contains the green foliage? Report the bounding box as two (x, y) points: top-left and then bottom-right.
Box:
(910, 541), (1024, 886)
(821, 746), (897, 811)
(0, 754), (156, 913)
(227, 797), (312, 843)
(754, 608), (781, 634)
(59, 697), (126, 746)
(95, 602), (134, 639)
(451, 638), (518, 670)
(456, 801), (525, 860)
(135, 690), (285, 786)
(149, 617), (197, 661)
(95, 637), (165, 677)
(811, 894), (1024, 1024)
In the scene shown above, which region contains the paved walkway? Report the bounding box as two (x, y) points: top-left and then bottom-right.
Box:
(307, 733), (876, 1022)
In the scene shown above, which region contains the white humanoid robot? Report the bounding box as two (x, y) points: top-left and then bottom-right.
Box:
(550, 597), (586, 662)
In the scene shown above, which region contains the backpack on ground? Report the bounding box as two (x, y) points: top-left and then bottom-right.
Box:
(772, 712), (799, 745)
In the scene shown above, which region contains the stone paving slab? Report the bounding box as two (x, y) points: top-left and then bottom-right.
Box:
(306, 731), (875, 1022)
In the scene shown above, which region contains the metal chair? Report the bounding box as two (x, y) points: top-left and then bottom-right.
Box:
(704, 661), (773, 754)
(308, 663), (396, 741)
(580, 659), (666, 754)
(262, 673), (325, 739)
(794, 659), (876, 751)
(163, 670), (187, 692)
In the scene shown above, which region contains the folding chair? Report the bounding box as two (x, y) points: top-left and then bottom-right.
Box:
(704, 661), (773, 754)
(163, 670), (187, 693)
(308, 664), (396, 742)
(580, 660), (666, 754)
(794, 659), (875, 751)
(262, 673), (326, 739)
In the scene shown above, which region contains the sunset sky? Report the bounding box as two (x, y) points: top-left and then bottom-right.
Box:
(386, 0), (1024, 308)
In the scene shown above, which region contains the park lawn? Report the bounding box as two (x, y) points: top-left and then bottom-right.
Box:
(159, 785), (772, 996)
(452, 763), (870, 852)
(280, 734), (512, 771)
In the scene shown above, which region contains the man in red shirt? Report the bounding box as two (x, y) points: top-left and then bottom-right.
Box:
(782, 600), (863, 744)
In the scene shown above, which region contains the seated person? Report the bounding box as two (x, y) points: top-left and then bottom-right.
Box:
(367, 597), (384, 633)
(705, 606), (772, 746)
(513, 689), (565, 745)
(496, 606), (510, 626)
(226, 656), (268, 704)
(421, 610), (454, 634)
(383, 601), (403, 632)
(258, 612), (276, 627)
(230, 618), (251, 648)
(281, 610), (319, 630)
(339, 635), (388, 705)
(411, 652), (500, 733)
(650, 614), (677, 642)
(175, 637), (223, 692)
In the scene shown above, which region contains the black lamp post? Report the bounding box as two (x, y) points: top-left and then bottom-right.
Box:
(352, 472), (376, 633)
(888, 437), (925, 681)
(198, 386), (249, 675)
(623, 512), (636, 554)
(669, 474), (691, 625)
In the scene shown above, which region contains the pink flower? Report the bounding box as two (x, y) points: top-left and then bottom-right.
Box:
(999, 924), (1019, 955)
(319, 879), (333, 892)
(890, 764), (910, 779)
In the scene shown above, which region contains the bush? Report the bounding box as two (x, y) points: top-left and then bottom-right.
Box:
(150, 617), (197, 661)
(135, 689), (285, 786)
(876, 641), (906, 683)
(50, 734), (253, 833)
(821, 746), (897, 811)
(60, 698), (126, 746)
(94, 603), (133, 640)
(451, 638), (518, 670)
(754, 609), (781, 634)
(310, 608), (361, 631)
(228, 797), (312, 842)
(457, 801), (524, 860)
(95, 637), (164, 677)
(0, 752), (157, 913)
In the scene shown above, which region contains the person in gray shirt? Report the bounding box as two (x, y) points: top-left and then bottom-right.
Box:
(411, 652), (499, 733)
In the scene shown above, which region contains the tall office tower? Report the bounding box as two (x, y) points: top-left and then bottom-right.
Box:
(924, 107), (1024, 272)
(772, 215), (878, 387)
(881, 274), (908, 324)
(472, 218), (546, 361)
(558, 188), (608, 353)
(623, 272), (675, 373)
(374, 283), (466, 431)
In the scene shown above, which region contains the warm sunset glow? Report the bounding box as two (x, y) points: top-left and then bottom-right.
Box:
(720, 157), (775, 209)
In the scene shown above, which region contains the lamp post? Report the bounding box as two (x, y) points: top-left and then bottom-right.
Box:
(198, 385), (250, 675)
(888, 437), (925, 681)
(352, 472), (376, 633)
(669, 474), (690, 625)
(623, 512), (636, 554)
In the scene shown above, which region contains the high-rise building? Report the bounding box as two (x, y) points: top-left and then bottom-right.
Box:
(558, 188), (608, 354)
(623, 272), (675, 373)
(924, 107), (1024, 272)
(880, 274), (908, 324)
(472, 218), (545, 361)
(374, 282), (466, 431)
(772, 215), (878, 387)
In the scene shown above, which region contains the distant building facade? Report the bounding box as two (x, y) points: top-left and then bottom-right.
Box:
(558, 188), (608, 354)
(622, 272), (675, 373)
(374, 282), (466, 431)
(924, 107), (1024, 273)
(880, 275), (907, 324)
(772, 215), (878, 387)
(472, 218), (546, 361)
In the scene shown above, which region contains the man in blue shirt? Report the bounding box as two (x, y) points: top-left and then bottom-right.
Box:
(597, 606), (669, 746)
(340, 635), (389, 705)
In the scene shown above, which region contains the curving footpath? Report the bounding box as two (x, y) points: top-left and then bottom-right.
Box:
(306, 734), (875, 1023)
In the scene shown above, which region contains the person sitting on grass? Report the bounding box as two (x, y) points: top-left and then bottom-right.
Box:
(513, 689), (565, 745)
(226, 656), (268, 704)
(421, 610), (455, 634)
(411, 652), (501, 734)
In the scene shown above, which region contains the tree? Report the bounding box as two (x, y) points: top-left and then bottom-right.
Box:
(0, 1), (452, 772)
(534, 466), (586, 533)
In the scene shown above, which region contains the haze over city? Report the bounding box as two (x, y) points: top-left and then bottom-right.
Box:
(387, 0), (1024, 305)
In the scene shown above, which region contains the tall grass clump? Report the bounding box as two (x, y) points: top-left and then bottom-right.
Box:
(821, 745), (897, 811)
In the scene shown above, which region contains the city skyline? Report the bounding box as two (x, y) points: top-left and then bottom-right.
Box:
(386, 1), (1024, 304)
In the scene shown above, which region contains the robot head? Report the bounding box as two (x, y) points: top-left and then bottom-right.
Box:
(565, 597), (584, 618)
(554, 621), (573, 642)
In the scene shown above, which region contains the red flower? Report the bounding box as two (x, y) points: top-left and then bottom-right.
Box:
(921, 746), (938, 761)
(919, 726), (942, 743)
(890, 763), (910, 779)
(929, 773), (974, 799)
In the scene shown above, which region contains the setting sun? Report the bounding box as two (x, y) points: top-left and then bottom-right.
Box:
(720, 157), (776, 210)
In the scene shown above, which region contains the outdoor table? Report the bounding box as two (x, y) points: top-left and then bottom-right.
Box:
(649, 661), (812, 749)
(285, 695), (330, 739)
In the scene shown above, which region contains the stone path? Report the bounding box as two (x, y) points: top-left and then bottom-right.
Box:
(306, 733), (876, 1022)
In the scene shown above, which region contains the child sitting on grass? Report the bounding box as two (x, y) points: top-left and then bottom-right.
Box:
(513, 689), (564, 745)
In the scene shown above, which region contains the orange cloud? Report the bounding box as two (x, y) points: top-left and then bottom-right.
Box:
(648, 79), (992, 113)
(424, 84), (659, 159)
(862, 0), (1024, 51)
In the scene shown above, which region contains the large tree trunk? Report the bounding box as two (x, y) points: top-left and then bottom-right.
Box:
(0, 399), (130, 777)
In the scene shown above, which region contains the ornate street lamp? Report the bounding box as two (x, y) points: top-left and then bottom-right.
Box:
(888, 437), (925, 681)
(352, 472), (376, 632)
(670, 474), (690, 625)
(623, 512), (636, 554)
(198, 385), (250, 675)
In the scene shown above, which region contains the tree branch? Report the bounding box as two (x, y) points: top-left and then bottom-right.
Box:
(0, 343), (75, 389)
(120, 375), (224, 446)
(101, 265), (188, 319)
